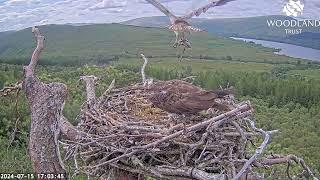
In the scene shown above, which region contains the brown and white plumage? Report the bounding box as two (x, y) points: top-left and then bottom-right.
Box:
(147, 80), (234, 115)
(181, 0), (236, 20)
(145, 0), (237, 48)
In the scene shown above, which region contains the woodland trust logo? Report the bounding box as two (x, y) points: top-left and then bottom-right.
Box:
(266, 0), (320, 35)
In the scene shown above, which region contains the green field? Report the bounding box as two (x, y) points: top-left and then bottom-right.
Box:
(0, 24), (320, 176)
(117, 57), (278, 73)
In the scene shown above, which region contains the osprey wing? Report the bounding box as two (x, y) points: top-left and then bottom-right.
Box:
(145, 0), (177, 22)
(148, 80), (233, 114)
(181, 0), (237, 20)
(174, 92), (215, 114)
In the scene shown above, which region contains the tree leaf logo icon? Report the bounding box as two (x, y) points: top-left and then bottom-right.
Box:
(283, 0), (304, 17)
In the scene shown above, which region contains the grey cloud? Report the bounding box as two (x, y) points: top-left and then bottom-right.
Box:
(0, 0), (319, 32)
(88, 0), (127, 11)
(4, 0), (40, 6)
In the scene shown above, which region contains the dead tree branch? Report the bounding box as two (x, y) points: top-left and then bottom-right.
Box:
(24, 27), (44, 77)
(258, 155), (319, 179)
(22, 27), (67, 175)
(151, 166), (225, 180)
(140, 54), (148, 86)
(80, 75), (98, 109)
(0, 81), (22, 97)
(233, 119), (278, 180)
(7, 88), (21, 148)
(98, 79), (115, 104)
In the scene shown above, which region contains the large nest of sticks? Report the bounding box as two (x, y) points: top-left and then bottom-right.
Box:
(53, 54), (318, 180)
(62, 79), (269, 179)
(59, 57), (317, 179)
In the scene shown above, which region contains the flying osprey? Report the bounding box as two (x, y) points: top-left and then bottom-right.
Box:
(145, 0), (236, 48)
(147, 80), (234, 115)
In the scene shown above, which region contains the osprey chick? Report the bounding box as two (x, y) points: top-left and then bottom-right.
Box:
(147, 80), (234, 115)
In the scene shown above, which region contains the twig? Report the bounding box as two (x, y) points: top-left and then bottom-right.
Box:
(0, 81), (22, 97)
(286, 162), (293, 180)
(258, 155), (319, 179)
(140, 54), (148, 86)
(7, 88), (21, 148)
(233, 119), (278, 180)
(98, 79), (115, 104)
(151, 166), (224, 180)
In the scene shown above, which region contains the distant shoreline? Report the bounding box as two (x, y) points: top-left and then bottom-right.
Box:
(231, 37), (320, 62)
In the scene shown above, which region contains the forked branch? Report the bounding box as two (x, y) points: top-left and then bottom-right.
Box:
(258, 155), (319, 179)
(233, 119), (278, 179)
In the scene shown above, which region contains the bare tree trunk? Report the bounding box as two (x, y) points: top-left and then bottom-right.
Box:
(23, 27), (67, 175)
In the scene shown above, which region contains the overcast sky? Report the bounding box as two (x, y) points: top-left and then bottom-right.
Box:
(0, 0), (319, 32)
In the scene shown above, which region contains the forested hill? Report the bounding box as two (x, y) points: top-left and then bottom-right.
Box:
(0, 23), (312, 66)
(0, 31), (13, 40)
(124, 15), (320, 50)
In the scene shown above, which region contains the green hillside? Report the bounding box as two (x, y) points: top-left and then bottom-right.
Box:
(0, 23), (312, 66)
(124, 15), (320, 50)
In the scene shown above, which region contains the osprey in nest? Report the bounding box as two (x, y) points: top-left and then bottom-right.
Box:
(145, 0), (237, 49)
(147, 80), (234, 115)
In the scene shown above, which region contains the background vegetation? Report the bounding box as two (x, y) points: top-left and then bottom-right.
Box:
(0, 24), (319, 176)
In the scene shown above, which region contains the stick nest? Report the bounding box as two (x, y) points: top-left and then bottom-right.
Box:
(61, 83), (317, 180)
